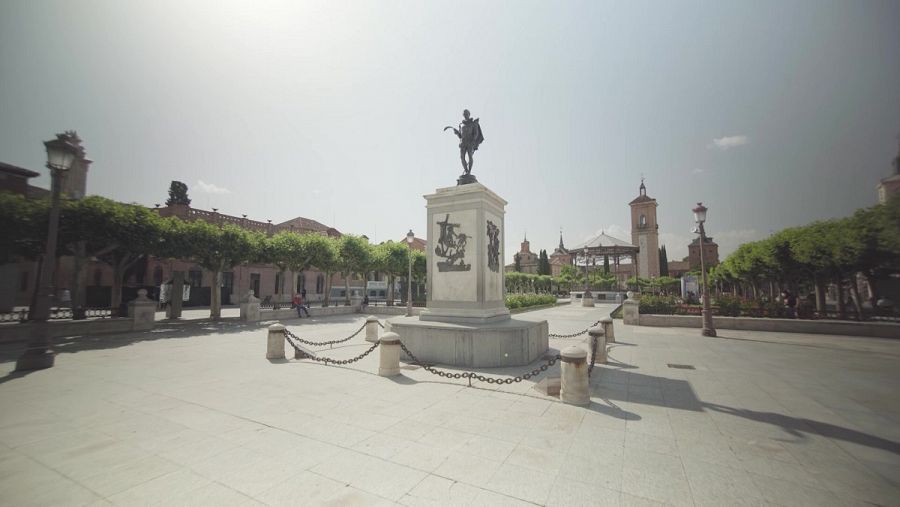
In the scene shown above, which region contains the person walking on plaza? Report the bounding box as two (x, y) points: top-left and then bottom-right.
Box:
(296, 292), (310, 318)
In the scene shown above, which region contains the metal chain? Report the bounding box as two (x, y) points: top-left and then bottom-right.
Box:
(548, 319), (603, 339)
(398, 340), (560, 384)
(377, 321), (385, 329)
(284, 331), (380, 365)
(283, 322), (367, 347)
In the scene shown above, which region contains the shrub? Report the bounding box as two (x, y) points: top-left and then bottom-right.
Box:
(638, 295), (677, 315)
(715, 295), (742, 317)
(506, 293), (556, 309)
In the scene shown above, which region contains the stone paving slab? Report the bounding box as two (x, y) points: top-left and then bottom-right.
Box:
(0, 304), (898, 506)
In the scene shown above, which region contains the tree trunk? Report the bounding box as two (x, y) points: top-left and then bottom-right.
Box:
(862, 273), (877, 307)
(387, 274), (394, 306)
(848, 278), (864, 320)
(210, 269), (222, 319)
(813, 276), (826, 314)
(71, 241), (87, 319)
(344, 274), (351, 306)
(835, 278), (846, 319)
(111, 259), (127, 314)
(323, 272), (332, 307)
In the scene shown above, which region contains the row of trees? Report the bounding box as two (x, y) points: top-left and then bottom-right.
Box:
(1, 193), (426, 319)
(710, 194), (900, 317)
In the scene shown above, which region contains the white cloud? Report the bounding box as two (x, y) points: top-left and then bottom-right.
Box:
(196, 179), (231, 194)
(711, 135), (750, 150)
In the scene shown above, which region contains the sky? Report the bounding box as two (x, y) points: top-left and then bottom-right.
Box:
(2, 0), (899, 264)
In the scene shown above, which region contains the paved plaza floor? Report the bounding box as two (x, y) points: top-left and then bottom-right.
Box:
(0, 304), (898, 506)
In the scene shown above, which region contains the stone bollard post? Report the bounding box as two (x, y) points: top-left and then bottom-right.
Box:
(365, 316), (380, 343)
(266, 323), (286, 360)
(378, 332), (401, 377)
(587, 326), (607, 364)
(240, 290), (260, 322)
(582, 293), (595, 307)
(560, 346), (590, 406)
(600, 316), (615, 343)
(623, 291), (639, 325)
(128, 289), (157, 331)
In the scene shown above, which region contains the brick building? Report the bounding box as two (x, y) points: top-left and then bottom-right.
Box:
(687, 236), (719, 271)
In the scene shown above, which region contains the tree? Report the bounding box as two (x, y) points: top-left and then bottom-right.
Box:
(603, 255), (610, 274)
(0, 192), (49, 263)
(337, 235), (372, 305)
(659, 246), (669, 276)
(178, 221), (263, 318)
(165, 181), (191, 206)
(264, 232), (307, 302)
(373, 242), (410, 306)
(513, 253), (521, 272)
(538, 249), (551, 275)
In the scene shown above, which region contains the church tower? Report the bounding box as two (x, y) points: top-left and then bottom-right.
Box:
(629, 179), (660, 278)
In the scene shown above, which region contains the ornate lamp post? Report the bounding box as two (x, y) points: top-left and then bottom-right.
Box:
(406, 230), (415, 317)
(16, 135), (79, 371)
(693, 203), (716, 337)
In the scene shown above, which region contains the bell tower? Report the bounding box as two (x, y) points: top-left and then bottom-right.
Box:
(629, 179), (660, 278)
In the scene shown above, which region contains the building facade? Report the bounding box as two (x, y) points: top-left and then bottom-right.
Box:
(629, 180), (661, 278)
(688, 236), (719, 271)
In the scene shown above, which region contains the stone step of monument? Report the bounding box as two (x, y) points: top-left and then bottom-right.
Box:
(533, 377), (561, 397)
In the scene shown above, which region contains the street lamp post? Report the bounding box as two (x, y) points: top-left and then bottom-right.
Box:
(693, 202), (717, 337)
(406, 230), (415, 317)
(16, 135), (79, 371)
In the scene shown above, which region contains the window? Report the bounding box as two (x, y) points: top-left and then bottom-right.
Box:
(316, 274), (325, 294)
(188, 269), (203, 287)
(153, 266), (164, 286)
(275, 272), (283, 294)
(297, 273), (305, 292)
(19, 271), (29, 292)
(250, 273), (260, 297)
(639, 214), (647, 228)
(222, 272), (234, 290)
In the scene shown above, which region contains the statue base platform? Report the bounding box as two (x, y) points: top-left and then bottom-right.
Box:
(386, 315), (548, 368)
(457, 173), (478, 185)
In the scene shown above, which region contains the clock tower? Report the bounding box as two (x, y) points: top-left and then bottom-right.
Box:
(629, 179), (660, 278)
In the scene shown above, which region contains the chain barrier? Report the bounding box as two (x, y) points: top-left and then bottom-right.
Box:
(548, 319), (603, 339)
(398, 340), (560, 386)
(283, 323), (366, 348)
(284, 330), (380, 365)
(376, 321), (385, 329)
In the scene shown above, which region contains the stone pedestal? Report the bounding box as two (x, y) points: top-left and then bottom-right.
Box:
(266, 323), (285, 360)
(390, 316), (549, 368)
(582, 295), (595, 307)
(240, 290), (260, 322)
(390, 182), (548, 367)
(419, 183), (510, 324)
(623, 296), (639, 326)
(128, 289), (156, 331)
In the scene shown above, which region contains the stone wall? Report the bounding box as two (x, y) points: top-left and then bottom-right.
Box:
(633, 313), (900, 339)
